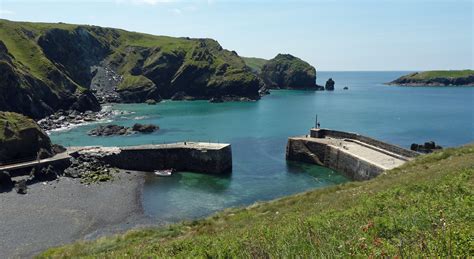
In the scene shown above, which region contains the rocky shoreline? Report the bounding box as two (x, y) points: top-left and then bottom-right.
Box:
(37, 108), (114, 133)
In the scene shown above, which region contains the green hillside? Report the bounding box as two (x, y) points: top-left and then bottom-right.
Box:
(41, 145), (473, 257)
(389, 70), (474, 86)
(242, 56), (268, 73)
(0, 19), (261, 117)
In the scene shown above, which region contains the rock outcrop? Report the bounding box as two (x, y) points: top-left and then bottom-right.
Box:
(325, 78), (335, 91)
(410, 141), (442, 154)
(389, 70), (474, 86)
(88, 123), (159, 136)
(0, 112), (53, 163)
(259, 54), (319, 89)
(0, 33), (100, 119)
(132, 123), (158, 133)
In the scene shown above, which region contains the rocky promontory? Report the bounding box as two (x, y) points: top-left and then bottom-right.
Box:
(388, 70), (474, 86)
(0, 112), (53, 163)
(0, 19), (263, 118)
(259, 54), (323, 90)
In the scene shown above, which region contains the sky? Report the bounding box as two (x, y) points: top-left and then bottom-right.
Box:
(0, 0), (472, 71)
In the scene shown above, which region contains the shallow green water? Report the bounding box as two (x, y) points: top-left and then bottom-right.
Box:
(50, 71), (474, 222)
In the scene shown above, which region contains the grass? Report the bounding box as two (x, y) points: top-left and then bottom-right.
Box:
(1, 19), (259, 101)
(242, 57), (268, 73)
(40, 144), (474, 257)
(0, 111), (39, 141)
(405, 70), (474, 80)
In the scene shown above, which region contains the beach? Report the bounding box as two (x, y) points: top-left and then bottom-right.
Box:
(0, 171), (152, 258)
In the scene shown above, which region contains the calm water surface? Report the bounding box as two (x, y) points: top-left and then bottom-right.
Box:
(50, 72), (474, 222)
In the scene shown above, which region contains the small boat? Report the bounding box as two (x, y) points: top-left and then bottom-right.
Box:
(154, 169), (174, 177)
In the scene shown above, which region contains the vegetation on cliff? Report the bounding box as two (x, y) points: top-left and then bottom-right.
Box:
(41, 145), (473, 257)
(389, 70), (474, 86)
(0, 111), (52, 162)
(242, 56), (268, 73)
(0, 19), (262, 115)
(260, 54), (318, 89)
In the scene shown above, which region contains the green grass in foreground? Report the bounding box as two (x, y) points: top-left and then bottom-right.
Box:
(41, 145), (474, 257)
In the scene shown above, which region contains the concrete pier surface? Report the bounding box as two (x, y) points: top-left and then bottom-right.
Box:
(287, 129), (418, 180)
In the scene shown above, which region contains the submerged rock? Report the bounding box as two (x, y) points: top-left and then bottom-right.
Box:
(132, 123), (159, 133)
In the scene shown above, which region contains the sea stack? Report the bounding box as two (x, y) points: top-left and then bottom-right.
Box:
(325, 78), (335, 91)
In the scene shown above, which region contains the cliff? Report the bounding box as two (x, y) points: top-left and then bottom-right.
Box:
(259, 54), (319, 89)
(0, 19), (263, 118)
(389, 70), (474, 86)
(242, 56), (268, 73)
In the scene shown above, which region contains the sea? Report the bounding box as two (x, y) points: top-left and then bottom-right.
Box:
(50, 71), (474, 223)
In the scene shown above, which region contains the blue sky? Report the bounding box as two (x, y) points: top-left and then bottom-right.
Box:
(0, 0), (472, 71)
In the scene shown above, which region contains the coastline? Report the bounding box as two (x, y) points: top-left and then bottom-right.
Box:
(386, 83), (474, 87)
(0, 170), (154, 258)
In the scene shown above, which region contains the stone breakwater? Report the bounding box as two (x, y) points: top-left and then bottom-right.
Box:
(1, 143), (232, 176)
(97, 142), (232, 174)
(286, 128), (418, 180)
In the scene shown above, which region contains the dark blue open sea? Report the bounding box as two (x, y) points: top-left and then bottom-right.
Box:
(50, 71), (474, 223)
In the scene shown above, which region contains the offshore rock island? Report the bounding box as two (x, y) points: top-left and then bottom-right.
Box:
(388, 70), (474, 86)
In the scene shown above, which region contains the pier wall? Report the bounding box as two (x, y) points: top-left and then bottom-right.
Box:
(101, 143), (232, 174)
(287, 129), (417, 181)
(286, 138), (383, 180)
(310, 129), (418, 158)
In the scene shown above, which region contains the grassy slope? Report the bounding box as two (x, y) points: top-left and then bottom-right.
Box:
(0, 19), (253, 93)
(242, 57), (268, 73)
(41, 145), (474, 257)
(397, 70), (474, 81)
(0, 112), (39, 141)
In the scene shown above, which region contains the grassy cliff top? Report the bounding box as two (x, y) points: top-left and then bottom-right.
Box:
(389, 70), (474, 86)
(41, 144), (473, 257)
(401, 70), (474, 80)
(242, 56), (268, 73)
(0, 111), (40, 141)
(264, 53), (315, 72)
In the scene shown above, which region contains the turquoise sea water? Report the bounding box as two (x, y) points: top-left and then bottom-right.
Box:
(50, 71), (474, 222)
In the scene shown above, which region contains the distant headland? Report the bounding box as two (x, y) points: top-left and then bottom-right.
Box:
(388, 70), (474, 86)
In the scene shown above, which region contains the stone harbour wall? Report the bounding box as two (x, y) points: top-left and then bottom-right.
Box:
(286, 138), (383, 181)
(310, 128), (418, 158)
(101, 143), (232, 174)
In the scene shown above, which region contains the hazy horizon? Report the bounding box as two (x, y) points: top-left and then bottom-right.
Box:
(0, 0), (472, 71)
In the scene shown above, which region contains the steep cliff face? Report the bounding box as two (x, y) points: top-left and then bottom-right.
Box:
(0, 111), (52, 162)
(111, 39), (261, 101)
(37, 27), (112, 87)
(260, 54), (318, 89)
(0, 20), (101, 119)
(0, 19), (262, 114)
